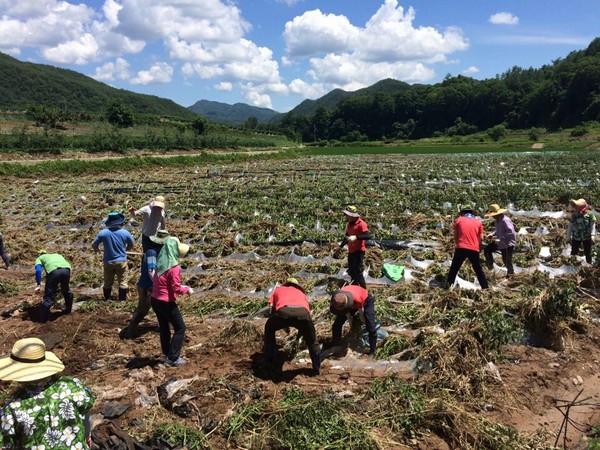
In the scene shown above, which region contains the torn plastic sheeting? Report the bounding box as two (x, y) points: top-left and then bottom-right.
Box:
(278, 250), (316, 264)
(165, 376), (200, 399)
(535, 263), (577, 278)
(187, 252), (207, 261)
(222, 251), (261, 261)
(405, 255), (434, 270)
(328, 353), (418, 374)
(366, 239), (441, 250)
(508, 206), (565, 219)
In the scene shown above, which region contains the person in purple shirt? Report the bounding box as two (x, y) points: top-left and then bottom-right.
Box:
(484, 204), (517, 277)
(92, 212), (134, 301)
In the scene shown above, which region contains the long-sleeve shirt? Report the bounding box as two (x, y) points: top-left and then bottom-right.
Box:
(567, 212), (597, 241)
(492, 215), (517, 249)
(133, 205), (166, 237)
(35, 253), (71, 285)
(346, 218), (369, 253)
(151, 265), (190, 302)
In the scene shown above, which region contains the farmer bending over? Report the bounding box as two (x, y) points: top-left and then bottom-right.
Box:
(35, 250), (73, 323)
(263, 278), (321, 375)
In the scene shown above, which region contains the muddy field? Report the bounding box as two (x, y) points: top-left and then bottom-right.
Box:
(1, 152), (600, 449)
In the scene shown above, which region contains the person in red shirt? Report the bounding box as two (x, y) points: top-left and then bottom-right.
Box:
(263, 278), (321, 375)
(330, 284), (378, 356)
(446, 206), (489, 289)
(339, 205), (371, 288)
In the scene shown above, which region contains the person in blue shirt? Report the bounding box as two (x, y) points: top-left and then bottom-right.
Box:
(119, 230), (166, 339)
(92, 212), (134, 301)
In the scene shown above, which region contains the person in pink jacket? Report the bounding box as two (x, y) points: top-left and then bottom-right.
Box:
(150, 233), (194, 366)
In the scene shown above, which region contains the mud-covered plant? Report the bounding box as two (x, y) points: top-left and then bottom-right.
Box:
(366, 375), (425, 439)
(0, 279), (18, 295)
(541, 281), (578, 319)
(267, 390), (379, 449)
(152, 423), (210, 450)
(472, 305), (523, 356)
(224, 399), (268, 445)
(375, 335), (412, 359)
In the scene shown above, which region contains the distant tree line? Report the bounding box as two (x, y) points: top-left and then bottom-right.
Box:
(278, 37), (600, 143)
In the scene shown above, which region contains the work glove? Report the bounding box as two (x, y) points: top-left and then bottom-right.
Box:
(34, 285), (41, 292)
(188, 288), (194, 295)
(347, 235), (357, 242)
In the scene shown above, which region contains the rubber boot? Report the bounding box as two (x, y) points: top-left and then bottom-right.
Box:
(40, 304), (51, 323)
(103, 288), (112, 301)
(118, 288), (128, 301)
(368, 333), (377, 357)
(309, 351), (321, 375)
(62, 292), (73, 314)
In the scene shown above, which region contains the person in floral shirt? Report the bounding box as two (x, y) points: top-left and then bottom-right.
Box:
(566, 198), (597, 264)
(0, 338), (95, 450)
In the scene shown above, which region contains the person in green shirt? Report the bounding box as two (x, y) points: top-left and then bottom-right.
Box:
(35, 250), (73, 323)
(0, 337), (95, 449)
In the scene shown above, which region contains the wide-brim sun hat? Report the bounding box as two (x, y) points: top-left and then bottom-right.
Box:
(342, 205), (360, 218)
(570, 198), (588, 211)
(485, 203), (507, 217)
(155, 236), (189, 256)
(330, 290), (354, 311)
(105, 211), (126, 227)
(0, 338), (64, 382)
(283, 277), (305, 293)
(151, 195), (166, 209)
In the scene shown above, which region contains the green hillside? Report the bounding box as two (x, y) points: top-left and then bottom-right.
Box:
(188, 99), (280, 125)
(0, 52), (196, 119)
(289, 78), (411, 116)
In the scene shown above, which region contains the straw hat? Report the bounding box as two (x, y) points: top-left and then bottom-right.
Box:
(330, 289), (354, 311)
(342, 205), (360, 218)
(570, 198), (588, 211)
(151, 235), (189, 256)
(283, 277), (305, 293)
(0, 338), (64, 382)
(151, 195), (166, 209)
(485, 204), (507, 217)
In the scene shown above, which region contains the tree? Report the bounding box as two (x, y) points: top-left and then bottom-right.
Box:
(191, 116), (207, 135)
(106, 100), (134, 127)
(244, 116), (258, 129)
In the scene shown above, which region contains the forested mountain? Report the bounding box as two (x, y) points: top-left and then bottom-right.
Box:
(0, 52), (196, 119)
(289, 78), (412, 116)
(280, 37), (600, 142)
(188, 99), (279, 125)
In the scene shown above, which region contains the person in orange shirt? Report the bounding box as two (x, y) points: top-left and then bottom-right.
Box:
(330, 284), (378, 356)
(339, 205), (371, 288)
(263, 278), (321, 375)
(446, 206), (489, 289)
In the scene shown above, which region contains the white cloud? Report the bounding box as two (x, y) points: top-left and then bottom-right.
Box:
(276, 0), (304, 6)
(489, 12), (519, 26)
(283, 0), (464, 96)
(215, 81), (233, 91)
(130, 62), (173, 85)
(462, 66), (479, 75)
(289, 79), (327, 99)
(284, 9), (358, 56)
(42, 34), (99, 64)
(92, 58), (131, 81)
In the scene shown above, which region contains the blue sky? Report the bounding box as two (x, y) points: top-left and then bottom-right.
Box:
(0, 0), (597, 112)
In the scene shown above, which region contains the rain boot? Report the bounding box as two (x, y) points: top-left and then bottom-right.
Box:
(103, 288), (112, 301)
(309, 351), (321, 375)
(368, 333), (377, 357)
(62, 292), (73, 314)
(40, 304), (51, 323)
(118, 288), (128, 301)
